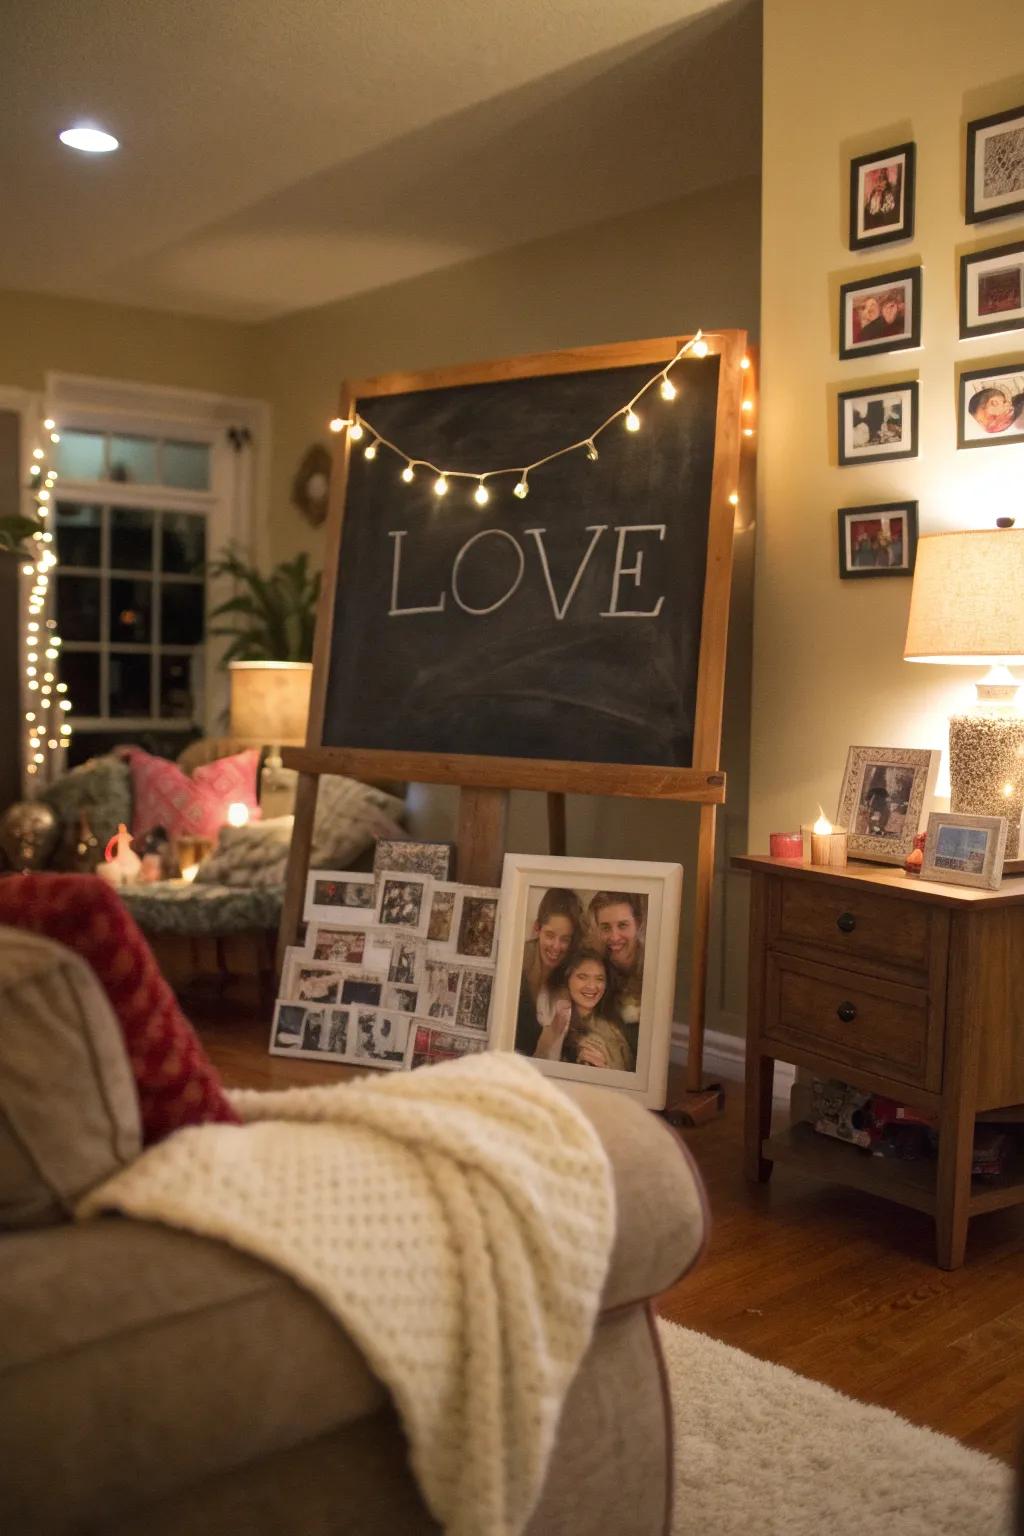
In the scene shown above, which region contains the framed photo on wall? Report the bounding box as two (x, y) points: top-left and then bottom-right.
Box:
(838, 380), (919, 465)
(838, 501), (918, 579)
(491, 853), (682, 1110)
(839, 268), (922, 360)
(957, 361), (1024, 448)
(966, 104), (1024, 224)
(921, 812), (1007, 890)
(836, 745), (940, 865)
(849, 143), (916, 250)
(959, 240), (1024, 338)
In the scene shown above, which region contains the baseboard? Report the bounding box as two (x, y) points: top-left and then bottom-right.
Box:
(670, 1021), (795, 1102)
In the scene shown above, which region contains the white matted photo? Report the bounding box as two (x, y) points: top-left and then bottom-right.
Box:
(279, 952), (350, 1004)
(921, 812), (1007, 890)
(966, 104), (1024, 224)
(835, 745), (940, 865)
(375, 872), (432, 937)
(957, 362), (1024, 447)
(960, 240), (1024, 339)
(308, 924), (370, 966)
(387, 935), (425, 984)
(423, 958), (463, 1020)
(838, 380), (918, 465)
(303, 871), (377, 926)
(352, 1008), (412, 1068)
(425, 883), (460, 949)
(491, 854), (682, 1110)
(454, 965), (495, 1034)
(382, 982), (422, 1014)
(839, 268), (921, 360)
(373, 838), (455, 881)
(269, 1002), (351, 1062)
(451, 886), (501, 964)
(849, 142), (915, 250)
(406, 1023), (490, 1071)
(337, 971), (385, 1008)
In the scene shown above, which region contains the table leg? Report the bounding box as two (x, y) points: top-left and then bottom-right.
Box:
(935, 1107), (973, 1270)
(745, 1051), (774, 1183)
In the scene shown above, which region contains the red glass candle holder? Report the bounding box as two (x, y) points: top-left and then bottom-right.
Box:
(769, 832), (803, 860)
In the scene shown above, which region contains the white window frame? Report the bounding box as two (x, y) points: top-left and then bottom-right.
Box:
(44, 373), (269, 743)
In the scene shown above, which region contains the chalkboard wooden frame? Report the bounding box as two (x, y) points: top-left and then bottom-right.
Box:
(289, 330), (746, 797)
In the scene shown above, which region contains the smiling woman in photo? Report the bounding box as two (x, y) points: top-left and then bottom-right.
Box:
(532, 947), (633, 1072)
(515, 887), (583, 1055)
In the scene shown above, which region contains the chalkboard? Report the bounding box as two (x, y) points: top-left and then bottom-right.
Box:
(318, 336), (741, 784)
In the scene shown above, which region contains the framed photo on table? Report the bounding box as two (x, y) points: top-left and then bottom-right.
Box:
(838, 501), (918, 579)
(491, 853), (682, 1110)
(959, 240), (1024, 339)
(921, 812), (1008, 890)
(836, 745), (940, 865)
(839, 268), (921, 360)
(849, 143), (916, 250)
(838, 380), (918, 465)
(957, 360), (1024, 448)
(966, 104), (1024, 224)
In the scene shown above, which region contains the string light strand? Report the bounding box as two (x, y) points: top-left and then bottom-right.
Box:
(22, 419), (71, 783)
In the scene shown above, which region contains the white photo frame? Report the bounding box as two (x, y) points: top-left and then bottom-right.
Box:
(491, 854), (682, 1110)
(306, 923), (373, 966)
(350, 1008), (413, 1069)
(921, 812), (1007, 890)
(424, 882), (461, 952)
(375, 872), (433, 937)
(303, 870), (377, 927)
(450, 886), (501, 964)
(269, 1001), (352, 1062)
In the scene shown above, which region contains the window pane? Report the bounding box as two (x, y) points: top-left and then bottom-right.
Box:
(56, 575), (101, 641)
(56, 430), (105, 480)
(109, 652), (152, 717)
(109, 578), (152, 642)
(162, 440), (210, 491)
(161, 512), (206, 574)
(159, 653), (198, 719)
(109, 435), (158, 485)
(56, 502), (102, 567)
(161, 582), (204, 644)
(59, 650), (101, 716)
(110, 507), (153, 571)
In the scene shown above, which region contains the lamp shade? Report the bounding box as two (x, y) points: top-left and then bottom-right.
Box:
(229, 661), (312, 746)
(904, 530), (1024, 666)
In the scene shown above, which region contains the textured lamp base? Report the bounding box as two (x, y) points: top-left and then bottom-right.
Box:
(949, 713), (1024, 859)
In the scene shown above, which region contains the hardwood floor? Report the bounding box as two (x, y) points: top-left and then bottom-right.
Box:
(195, 992), (1024, 1463)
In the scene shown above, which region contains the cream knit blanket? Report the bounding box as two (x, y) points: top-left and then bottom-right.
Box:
(77, 1052), (616, 1536)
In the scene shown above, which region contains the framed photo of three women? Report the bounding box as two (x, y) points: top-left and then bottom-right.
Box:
(491, 854), (682, 1110)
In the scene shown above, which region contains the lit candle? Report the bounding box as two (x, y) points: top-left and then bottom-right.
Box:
(226, 802), (250, 828)
(180, 862), (200, 884)
(809, 808), (848, 869)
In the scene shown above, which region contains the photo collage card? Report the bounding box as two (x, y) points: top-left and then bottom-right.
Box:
(269, 838), (500, 1072)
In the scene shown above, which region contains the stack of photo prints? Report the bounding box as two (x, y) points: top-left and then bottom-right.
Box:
(271, 838), (501, 1072)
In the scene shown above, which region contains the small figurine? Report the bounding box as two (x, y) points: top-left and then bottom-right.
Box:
(97, 823), (142, 887)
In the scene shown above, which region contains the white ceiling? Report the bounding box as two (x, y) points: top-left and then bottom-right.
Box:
(2, 0), (761, 323)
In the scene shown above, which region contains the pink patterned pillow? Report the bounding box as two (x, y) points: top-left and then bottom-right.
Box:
(127, 748), (261, 841)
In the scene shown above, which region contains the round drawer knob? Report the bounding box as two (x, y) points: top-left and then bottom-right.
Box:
(836, 912), (857, 933)
(836, 1001), (858, 1023)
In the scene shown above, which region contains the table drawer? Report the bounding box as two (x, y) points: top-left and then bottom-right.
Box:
(764, 952), (942, 1091)
(774, 879), (931, 974)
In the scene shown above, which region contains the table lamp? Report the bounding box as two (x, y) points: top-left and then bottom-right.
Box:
(229, 660), (313, 818)
(904, 525), (1024, 857)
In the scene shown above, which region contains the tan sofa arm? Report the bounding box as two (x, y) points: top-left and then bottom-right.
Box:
(565, 1084), (707, 1311)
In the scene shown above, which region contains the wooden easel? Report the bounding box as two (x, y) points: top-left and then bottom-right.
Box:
(277, 331), (750, 1124)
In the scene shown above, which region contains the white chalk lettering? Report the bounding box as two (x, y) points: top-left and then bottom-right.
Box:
(388, 530), (446, 616)
(600, 525), (666, 618)
(524, 525), (607, 621)
(451, 529), (526, 615)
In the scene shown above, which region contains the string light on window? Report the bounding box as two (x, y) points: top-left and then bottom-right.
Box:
(20, 416), (71, 781)
(325, 329), (722, 507)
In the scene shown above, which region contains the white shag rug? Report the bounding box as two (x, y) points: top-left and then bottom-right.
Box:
(658, 1319), (1014, 1536)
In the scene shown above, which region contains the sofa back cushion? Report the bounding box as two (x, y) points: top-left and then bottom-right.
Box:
(0, 926), (141, 1227)
(126, 747), (262, 842)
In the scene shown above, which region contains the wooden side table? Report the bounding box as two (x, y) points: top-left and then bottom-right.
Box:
(735, 854), (1024, 1269)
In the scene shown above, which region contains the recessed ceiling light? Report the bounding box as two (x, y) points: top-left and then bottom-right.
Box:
(59, 125), (119, 154)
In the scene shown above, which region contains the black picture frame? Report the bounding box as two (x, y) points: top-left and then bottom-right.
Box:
(839, 267), (922, 360)
(849, 142), (916, 250)
(837, 501), (918, 580)
(957, 360), (1024, 449)
(837, 379), (919, 466)
(959, 239), (1024, 339)
(966, 104), (1024, 225)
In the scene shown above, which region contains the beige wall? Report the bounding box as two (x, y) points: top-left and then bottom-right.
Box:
(256, 174), (761, 1035)
(0, 288), (257, 397)
(755, 6), (1024, 852)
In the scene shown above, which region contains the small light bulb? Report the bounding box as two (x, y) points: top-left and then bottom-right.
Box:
(56, 682), (67, 693)
(624, 409), (640, 432)
(26, 667), (36, 678)
(60, 699), (72, 710)
(364, 440), (378, 459)
(348, 421), (364, 441)
(32, 449), (44, 460)
(693, 339), (709, 358)
(61, 725), (72, 736)
(401, 464), (415, 483)
(728, 492), (739, 507)
(434, 474), (448, 497)
(660, 376), (677, 401)
(33, 752), (44, 763)
(28, 681), (38, 691)
(48, 739), (58, 749)
(328, 417), (345, 433)
(30, 465), (41, 476)
(43, 672), (54, 682)
(50, 433), (60, 444)
(585, 440), (599, 462)
(28, 622), (38, 632)
(474, 480), (490, 506)
(741, 356), (751, 370)
(1003, 781), (1015, 798)
(743, 427), (754, 437)
(37, 488), (50, 502)
(25, 712), (35, 722)
(43, 418), (55, 431)
(513, 479), (529, 499)
(49, 470), (57, 480)
(21, 564), (33, 576)
(741, 400), (753, 413)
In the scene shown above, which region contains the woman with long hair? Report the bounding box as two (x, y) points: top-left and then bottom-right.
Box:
(514, 887), (583, 1055)
(587, 890), (646, 1063)
(533, 946), (633, 1072)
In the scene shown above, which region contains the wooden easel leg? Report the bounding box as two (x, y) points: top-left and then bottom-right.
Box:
(457, 787), (510, 888)
(547, 792), (567, 856)
(276, 771), (321, 976)
(662, 800), (723, 1128)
